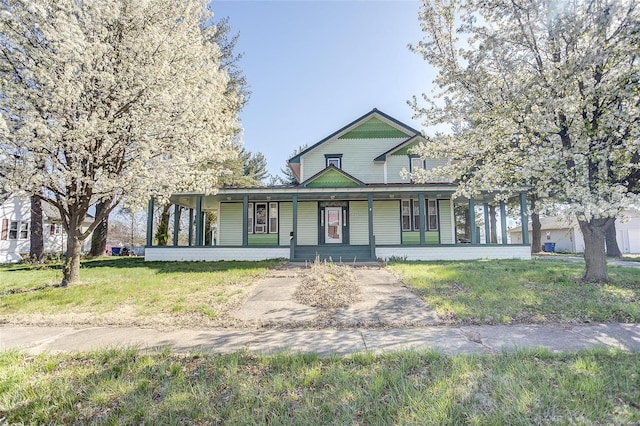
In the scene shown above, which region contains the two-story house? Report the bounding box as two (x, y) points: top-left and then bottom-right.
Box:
(144, 109), (531, 262)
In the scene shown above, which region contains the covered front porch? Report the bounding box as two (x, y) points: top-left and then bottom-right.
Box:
(144, 185), (532, 262)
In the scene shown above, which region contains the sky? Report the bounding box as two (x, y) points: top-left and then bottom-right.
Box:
(210, 0), (437, 178)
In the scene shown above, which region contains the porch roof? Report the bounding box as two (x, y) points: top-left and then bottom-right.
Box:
(169, 183), (459, 209)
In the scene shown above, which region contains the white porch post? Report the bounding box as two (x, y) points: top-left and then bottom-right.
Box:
(469, 198), (477, 244)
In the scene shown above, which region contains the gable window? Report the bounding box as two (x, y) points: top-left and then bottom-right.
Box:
(325, 154), (343, 169)
(427, 199), (439, 230)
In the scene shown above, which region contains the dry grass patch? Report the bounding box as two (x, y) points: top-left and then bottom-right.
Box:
(293, 259), (361, 308)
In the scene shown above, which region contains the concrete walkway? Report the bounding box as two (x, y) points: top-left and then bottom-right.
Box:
(234, 267), (439, 327)
(2, 323), (640, 356)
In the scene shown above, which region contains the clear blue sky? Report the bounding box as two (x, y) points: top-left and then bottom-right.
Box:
(210, 0), (436, 178)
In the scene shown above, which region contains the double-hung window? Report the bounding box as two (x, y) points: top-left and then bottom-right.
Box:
(410, 157), (424, 172)
(269, 203), (278, 233)
(248, 202), (278, 234)
(427, 200), (438, 230)
(402, 199), (438, 231)
(401, 199), (421, 231)
(7, 221), (28, 240)
(247, 203), (254, 233)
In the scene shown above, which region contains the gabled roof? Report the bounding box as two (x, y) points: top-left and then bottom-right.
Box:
(288, 108), (420, 164)
(299, 165), (365, 188)
(373, 134), (428, 162)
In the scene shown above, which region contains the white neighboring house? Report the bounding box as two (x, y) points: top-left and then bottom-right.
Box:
(509, 209), (640, 254)
(0, 193), (93, 263)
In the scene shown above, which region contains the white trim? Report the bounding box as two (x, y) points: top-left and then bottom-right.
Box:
(377, 245), (531, 261)
(383, 161), (388, 184)
(145, 247), (289, 262)
(300, 158), (304, 183)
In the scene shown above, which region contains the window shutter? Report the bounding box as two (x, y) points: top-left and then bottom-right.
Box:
(50, 224), (56, 236)
(1, 219), (7, 240)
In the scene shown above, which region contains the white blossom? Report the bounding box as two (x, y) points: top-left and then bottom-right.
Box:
(0, 0), (241, 284)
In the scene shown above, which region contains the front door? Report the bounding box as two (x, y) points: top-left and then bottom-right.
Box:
(325, 207), (342, 243)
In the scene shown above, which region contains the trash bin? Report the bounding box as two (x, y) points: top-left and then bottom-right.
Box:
(111, 247), (121, 256)
(543, 242), (555, 252)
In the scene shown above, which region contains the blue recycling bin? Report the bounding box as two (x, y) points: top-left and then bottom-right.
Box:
(111, 247), (121, 256)
(543, 242), (555, 252)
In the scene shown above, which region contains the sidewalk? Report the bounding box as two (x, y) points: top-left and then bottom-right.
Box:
(3, 265), (640, 356)
(2, 323), (640, 356)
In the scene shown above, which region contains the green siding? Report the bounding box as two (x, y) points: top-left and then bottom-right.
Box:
(390, 140), (421, 156)
(248, 234), (278, 246)
(219, 203), (242, 246)
(301, 137), (405, 183)
(372, 201), (401, 244)
(338, 117), (409, 139)
(349, 201), (369, 245)
(402, 231), (439, 245)
(305, 169), (360, 187)
(297, 202), (318, 245)
(439, 199), (454, 244)
(279, 202), (292, 246)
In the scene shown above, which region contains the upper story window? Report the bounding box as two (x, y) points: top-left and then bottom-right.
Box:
(410, 156), (425, 172)
(325, 154), (343, 169)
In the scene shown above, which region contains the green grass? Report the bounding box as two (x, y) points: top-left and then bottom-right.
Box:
(389, 259), (640, 324)
(0, 257), (280, 324)
(1, 348), (638, 424)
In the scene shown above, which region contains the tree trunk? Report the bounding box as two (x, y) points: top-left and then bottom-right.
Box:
(605, 218), (622, 258)
(29, 194), (44, 262)
(579, 218), (613, 283)
(531, 212), (542, 253)
(529, 195), (542, 253)
(489, 204), (498, 244)
(90, 201), (108, 257)
(61, 233), (82, 286)
(155, 203), (171, 246)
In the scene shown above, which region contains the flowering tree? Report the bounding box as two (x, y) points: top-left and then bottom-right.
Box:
(0, 0), (241, 285)
(409, 0), (640, 282)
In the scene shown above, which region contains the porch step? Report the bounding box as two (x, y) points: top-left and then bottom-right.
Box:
(293, 245), (373, 262)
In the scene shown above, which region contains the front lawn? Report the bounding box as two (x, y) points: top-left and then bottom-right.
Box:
(389, 259), (640, 325)
(0, 257), (280, 328)
(1, 348), (638, 424)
